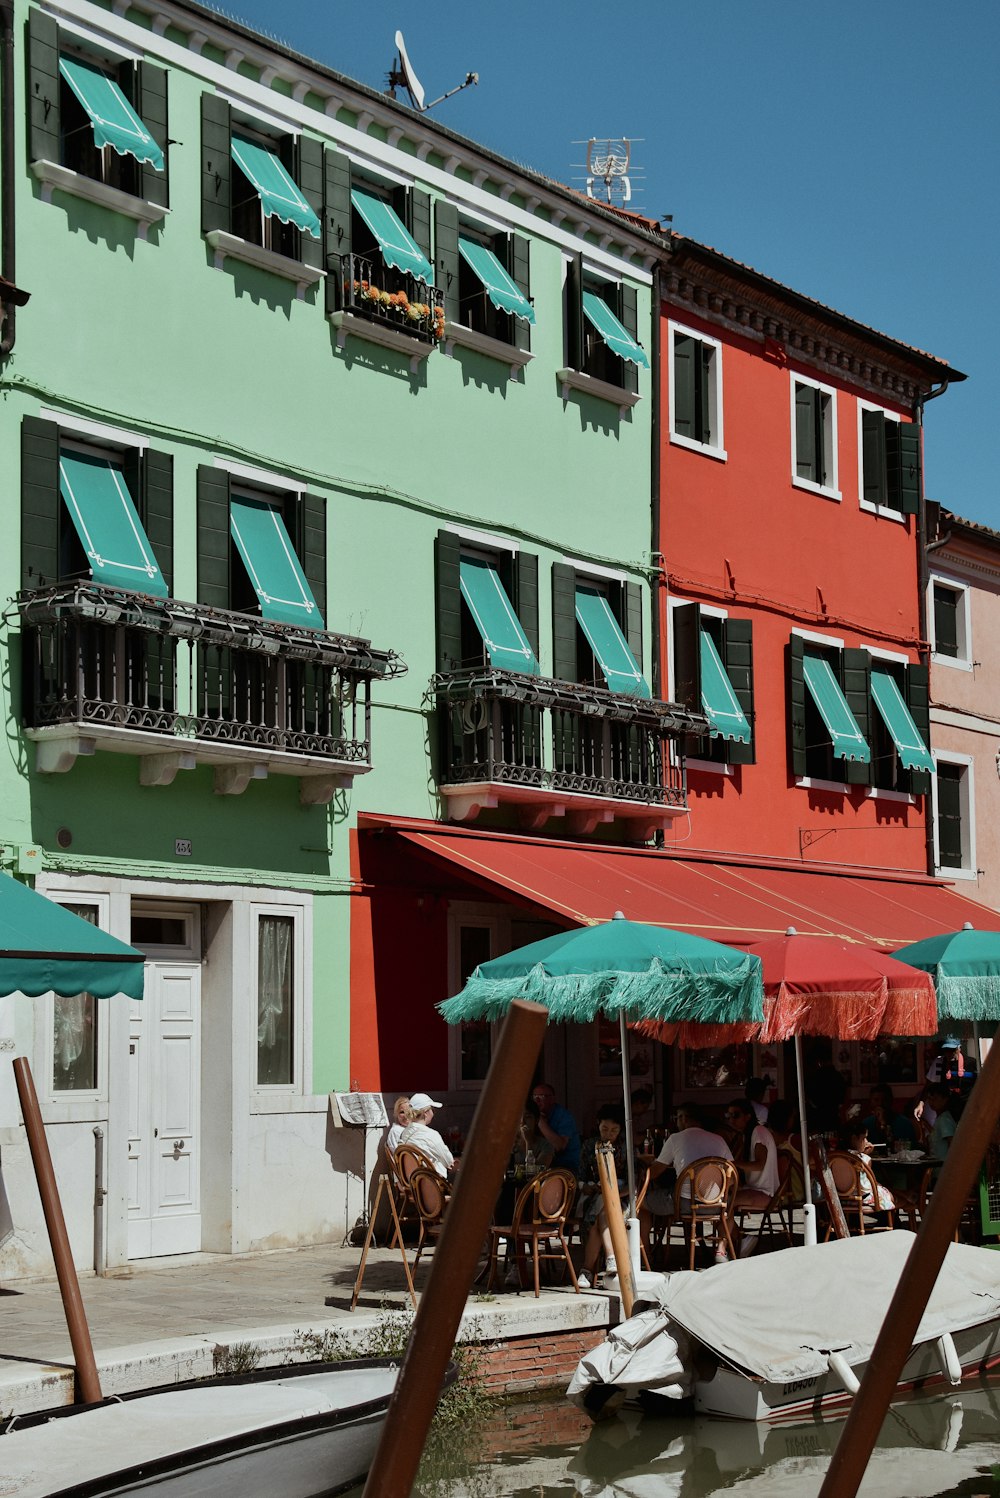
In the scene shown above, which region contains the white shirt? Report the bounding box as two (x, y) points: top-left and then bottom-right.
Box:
(386, 1123), (406, 1153)
(750, 1101), (768, 1125)
(657, 1127), (732, 1198)
(399, 1121), (454, 1178)
(742, 1123), (780, 1197)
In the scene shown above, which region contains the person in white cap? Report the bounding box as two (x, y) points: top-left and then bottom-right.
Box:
(398, 1092), (455, 1178)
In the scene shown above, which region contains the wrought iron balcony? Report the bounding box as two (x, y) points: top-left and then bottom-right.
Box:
(332, 252), (444, 350)
(433, 667), (708, 838)
(18, 583), (404, 800)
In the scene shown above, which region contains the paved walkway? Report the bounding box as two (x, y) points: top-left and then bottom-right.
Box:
(0, 1242), (613, 1416)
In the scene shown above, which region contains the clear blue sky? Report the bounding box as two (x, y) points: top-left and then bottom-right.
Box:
(215, 0), (998, 528)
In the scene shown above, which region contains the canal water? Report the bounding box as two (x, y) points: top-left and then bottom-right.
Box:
(378, 1379), (1000, 1496)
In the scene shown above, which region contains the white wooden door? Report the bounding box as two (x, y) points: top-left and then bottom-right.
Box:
(127, 961), (202, 1258)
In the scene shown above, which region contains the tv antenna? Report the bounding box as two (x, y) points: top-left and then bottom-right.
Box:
(573, 138), (643, 207)
(386, 31), (478, 113)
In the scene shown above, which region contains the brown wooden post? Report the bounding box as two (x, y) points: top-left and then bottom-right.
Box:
(13, 1056), (102, 1404)
(362, 998), (548, 1498)
(818, 1035), (1000, 1498)
(597, 1141), (636, 1316)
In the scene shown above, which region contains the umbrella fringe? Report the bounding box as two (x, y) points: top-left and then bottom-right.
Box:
(935, 975), (1000, 1022)
(881, 986), (938, 1036)
(760, 983), (888, 1043)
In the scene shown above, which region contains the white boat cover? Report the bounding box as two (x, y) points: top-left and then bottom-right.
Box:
(566, 1309), (693, 1407)
(649, 1233), (1000, 1384)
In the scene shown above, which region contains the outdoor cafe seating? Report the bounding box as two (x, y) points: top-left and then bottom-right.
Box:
(484, 1167), (579, 1297)
(662, 1157), (740, 1270)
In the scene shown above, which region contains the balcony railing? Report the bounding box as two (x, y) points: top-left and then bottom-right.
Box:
(433, 668), (708, 828)
(18, 584), (404, 785)
(338, 252), (444, 345)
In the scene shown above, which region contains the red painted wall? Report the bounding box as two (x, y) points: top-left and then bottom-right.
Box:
(659, 302), (927, 871)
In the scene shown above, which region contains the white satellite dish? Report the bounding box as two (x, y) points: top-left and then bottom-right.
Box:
(386, 30), (478, 113)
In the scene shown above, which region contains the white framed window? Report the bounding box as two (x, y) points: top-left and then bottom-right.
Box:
(929, 574), (973, 670)
(858, 400), (904, 520)
(932, 752), (976, 879)
(668, 321), (725, 460)
(251, 902), (308, 1097)
(38, 889), (114, 1116)
(447, 905), (504, 1091)
(791, 373), (840, 500)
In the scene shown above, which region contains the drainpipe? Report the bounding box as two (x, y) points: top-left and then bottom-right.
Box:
(0, 0), (17, 356)
(93, 1126), (107, 1275)
(915, 379), (953, 878)
(650, 259), (663, 700)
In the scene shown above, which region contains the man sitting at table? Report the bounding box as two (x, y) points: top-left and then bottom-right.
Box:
(862, 1084), (918, 1150)
(398, 1092), (455, 1178)
(639, 1102), (732, 1261)
(531, 1083), (581, 1174)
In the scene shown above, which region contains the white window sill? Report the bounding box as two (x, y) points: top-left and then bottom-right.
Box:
(931, 652), (974, 672)
(557, 367), (640, 414)
(686, 757), (732, 777)
(32, 159), (168, 237)
(936, 864), (979, 882)
(859, 498), (906, 524)
(795, 776), (848, 795)
(329, 309), (438, 371)
(792, 476), (842, 502)
(865, 786), (916, 805)
(669, 431), (727, 462)
(205, 230), (325, 298)
(443, 320), (533, 379)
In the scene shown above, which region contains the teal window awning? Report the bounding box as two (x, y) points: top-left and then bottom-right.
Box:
(58, 56), (164, 171)
(0, 874), (145, 1001)
(458, 239), (535, 323)
(59, 452), (168, 597)
(803, 653), (871, 763)
(459, 557), (539, 675)
(351, 188), (434, 284)
(231, 133), (320, 239)
(575, 586), (650, 698)
(229, 495), (324, 628)
(871, 669), (935, 773)
(581, 292), (649, 370)
(700, 629), (751, 743)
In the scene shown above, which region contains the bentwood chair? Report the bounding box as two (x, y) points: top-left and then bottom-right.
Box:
(825, 1151), (894, 1236)
(667, 1157), (739, 1269)
(408, 1166), (450, 1270)
(389, 1144), (437, 1245)
(734, 1151), (794, 1250)
(485, 1167), (580, 1297)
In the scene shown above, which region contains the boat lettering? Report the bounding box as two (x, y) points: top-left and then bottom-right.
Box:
(781, 1376), (818, 1396)
(785, 1432), (824, 1457)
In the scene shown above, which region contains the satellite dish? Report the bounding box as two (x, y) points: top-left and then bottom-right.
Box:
(386, 30), (478, 113)
(391, 30), (425, 112)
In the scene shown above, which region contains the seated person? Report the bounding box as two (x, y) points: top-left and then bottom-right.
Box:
(862, 1084), (917, 1149)
(398, 1092), (455, 1179)
(725, 1099), (780, 1208)
(639, 1102), (733, 1253)
(766, 1098), (806, 1201)
(577, 1104), (628, 1285)
(841, 1123), (897, 1215)
(531, 1083), (581, 1174)
(509, 1098), (554, 1176)
(925, 1083), (958, 1163)
(745, 1076), (769, 1125)
(386, 1095), (410, 1154)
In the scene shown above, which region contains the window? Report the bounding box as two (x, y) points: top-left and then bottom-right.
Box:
(433, 201), (533, 351)
(435, 529), (539, 675)
(933, 755), (975, 878)
(52, 904), (99, 1093)
(201, 94), (323, 273)
(868, 659), (934, 797)
(930, 577), (972, 667)
(669, 323), (724, 458)
(671, 602), (753, 766)
(561, 255), (647, 402)
(256, 912), (294, 1086)
(20, 415), (173, 596)
(792, 375), (838, 496)
(551, 563), (647, 697)
(455, 923), (494, 1085)
(29, 11), (168, 214)
(859, 405), (920, 516)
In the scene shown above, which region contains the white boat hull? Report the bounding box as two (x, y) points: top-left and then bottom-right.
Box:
(2, 1359), (401, 1498)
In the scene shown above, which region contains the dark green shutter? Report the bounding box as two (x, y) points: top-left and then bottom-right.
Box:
(624, 582), (643, 671)
(21, 416), (60, 590)
(619, 284), (639, 395)
(197, 465), (231, 609)
(936, 764), (964, 868)
(861, 409), (887, 507)
(515, 550), (539, 662)
(795, 384), (817, 482)
(565, 254), (584, 373)
(300, 493), (326, 625)
(435, 529), (462, 673)
(28, 9), (60, 167)
(671, 602), (701, 708)
(509, 233), (531, 353)
(140, 449), (174, 595)
(201, 92), (231, 235)
(933, 583), (959, 658)
(840, 648), (871, 786)
(136, 62), (168, 209)
(296, 134), (324, 272)
(408, 187), (431, 265)
(552, 563), (577, 683)
(723, 617), (755, 765)
(887, 422), (921, 516)
(788, 634), (807, 779)
(673, 334), (696, 439)
(905, 661), (932, 796)
(434, 199), (460, 323)
(323, 145), (351, 315)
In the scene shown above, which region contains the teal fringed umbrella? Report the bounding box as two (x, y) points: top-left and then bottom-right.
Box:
(894, 922), (1000, 1024)
(439, 912), (764, 1212)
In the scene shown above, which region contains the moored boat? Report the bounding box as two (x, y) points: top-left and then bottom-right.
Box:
(2, 1357), (403, 1497)
(568, 1233), (1000, 1422)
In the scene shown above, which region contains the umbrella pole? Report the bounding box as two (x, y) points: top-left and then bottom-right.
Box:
(794, 1035), (817, 1247)
(618, 1012), (640, 1279)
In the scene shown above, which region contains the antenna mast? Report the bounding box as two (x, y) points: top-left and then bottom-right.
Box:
(386, 31), (478, 113)
(573, 138), (643, 207)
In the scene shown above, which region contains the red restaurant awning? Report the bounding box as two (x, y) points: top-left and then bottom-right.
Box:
(366, 816), (997, 950)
